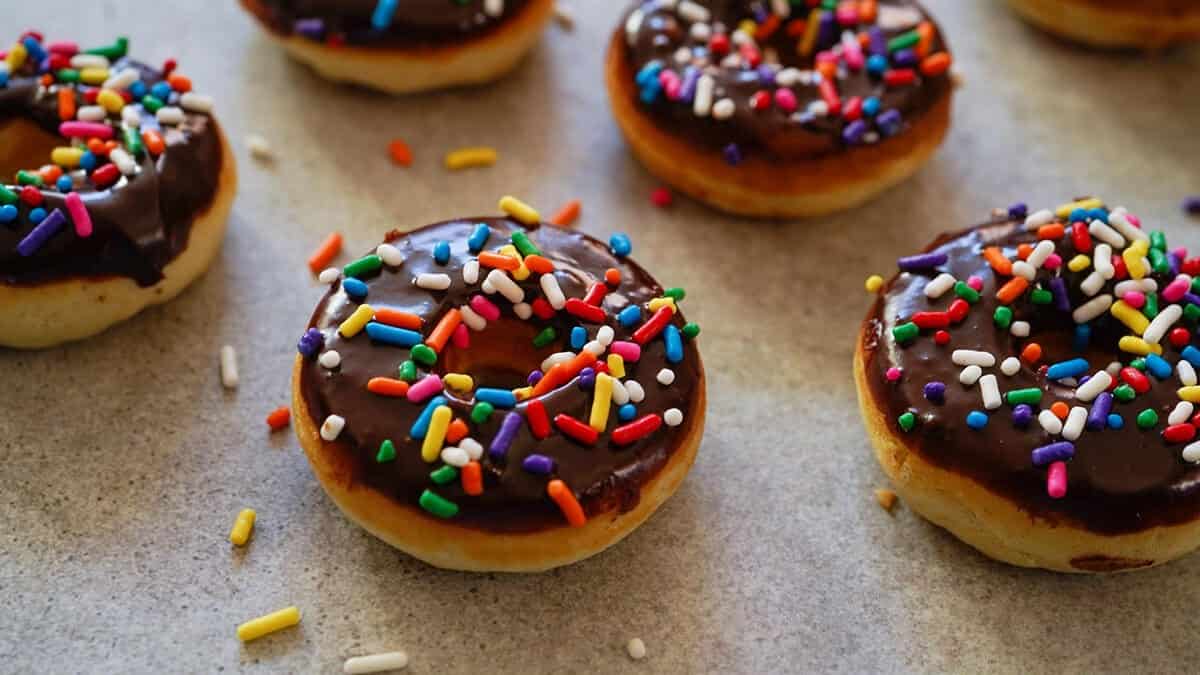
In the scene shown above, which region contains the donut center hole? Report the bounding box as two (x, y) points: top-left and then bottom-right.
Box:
(437, 318), (564, 392)
(1021, 324), (1124, 389)
(0, 117), (61, 180)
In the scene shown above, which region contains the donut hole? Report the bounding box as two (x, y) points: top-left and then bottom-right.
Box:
(0, 117), (61, 181)
(1021, 319), (1128, 393)
(437, 317), (564, 393)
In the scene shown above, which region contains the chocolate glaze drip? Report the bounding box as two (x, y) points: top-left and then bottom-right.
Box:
(861, 217), (1200, 535)
(299, 218), (703, 533)
(621, 0), (952, 159)
(246, 0), (532, 47)
(0, 60), (222, 287)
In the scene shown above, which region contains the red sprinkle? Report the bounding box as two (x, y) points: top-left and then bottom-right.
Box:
(582, 282), (607, 306)
(1120, 367), (1150, 394)
(843, 96), (863, 121)
(1071, 222), (1092, 253)
(912, 311), (950, 330)
(19, 186), (42, 207)
(564, 298), (606, 323)
(1164, 424), (1197, 444)
(526, 400), (551, 439)
(266, 406), (291, 431)
(884, 69), (917, 87)
(632, 306), (674, 344)
(554, 414), (598, 445)
(750, 90), (771, 110)
(90, 163), (120, 188)
(530, 298), (556, 320)
(947, 298), (970, 323)
(611, 414), (663, 445)
(651, 187), (672, 208)
(1170, 327), (1191, 348)
(934, 330), (950, 345)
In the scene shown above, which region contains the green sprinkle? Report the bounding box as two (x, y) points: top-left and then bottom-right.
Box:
(682, 322), (700, 339)
(411, 344), (437, 367)
(1005, 388), (1042, 406)
(1113, 384), (1136, 402)
(892, 322), (919, 342)
(888, 30), (920, 52)
(0, 185), (17, 205)
(470, 402), (494, 424)
(344, 254), (382, 279)
(821, 0), (836, 10)
(16, 170), (43, 187)
(533, 327), (556, 348)
(398, 360), (418, 382)
(511, 231), (540, 257)
(430, 465), (458, 485)
(954, 281), (980, 304)
(123, 127), (143, 157)
(1136, 409), (1159, 429)
(1186, 304), (1200, 324)
(1130, 358), (1147, 371)
(376, 440), (396, 463)
(1144, 293), (1159, 319)
(1149, 249), (1169, 275)
(1150, 231), (1167, 252)
(1030, 288), (1053, 305)
(141, 94), (164, 113)
(664, 287), (686, 301)
(55, 68), (79, 83)
(993, 306), (1013, 329)
(419, 490), (458, 518)
(1192, 277), (1200, 294)
(897, 412), (916, 432)
(84, 37), (129, 60)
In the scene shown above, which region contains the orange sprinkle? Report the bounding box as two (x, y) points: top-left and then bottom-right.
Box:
(478, 251), (520, 271)
(524, 254), (555, 274)
(996, 277), (1029, 304)
(859, 0), (878, 23)
(916, 21), (935, 58)
(307, 232), (343, 274)
(786, 19), (808, 38)
(605, 268), (622, 286)
(41, 73), (53, 87)
(982, 247), (1013, 276)
(367, 377), (410, 397)
(1016, 243), (1034, 260)
(266, 406), (291, 431)
(142, 129), (165, 155)
(532, 352), (596, 397)
(858, 31), (871, 48)
(816, 61), (837, 80)
(388, 138), (412, 167)
(166, 73), (192, 92)
(446, 418), (469, 444)
(462, 461), (484, 496)
(920, 52), (952, 77)
(425, 309), (462, 353)
(1050, 401), (1069, 420)
(756, 14), (781, 40)
(104, 140), (118, 154)
(548, 200), (581, 227)
(1037, 223), (1066, 240)
(38, 165), (62, 184)
(373, 308), (422, 330)
(1022, 342), (1043, 364)
(547, 479), (585, 527)
(57, 87), (75, 121)
(87, 138), (108, 156)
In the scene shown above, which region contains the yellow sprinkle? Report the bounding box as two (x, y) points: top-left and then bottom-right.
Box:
(1055, 197), (1104, 219)
(1123, 240), (1149, 280)
(229, 508), (256, 546)
(421, 406), (452, 463)
(5, 43), (27, 70)
(1119, 335), (1162, 356)
(237, 606), (301, 642)
(443, 373), (474, 392)
(1179, 387), (1200, 403)
(606, 354), (626, 379)
(51, 147), (84, 168)
(590, 373), (613, 432)
(79, 67), (110, 85)
(96, 89), (125, 114)
(500, 244), (530, 281)
(338, 304), (374, 338)
(738, 19), (758, 36)
(1110, 301), (1150, 334)
(512, 386), (533, 401)
(444, 146), (498, 171)
(647, 297), (677, 313)
(798, 9), (822, 57)
(1067, 255), (1091, 273)
(499, 195), (540, 225)
(865, 275), (884, 293)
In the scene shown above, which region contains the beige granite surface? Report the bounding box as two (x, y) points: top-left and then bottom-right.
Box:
(2, 1), (1199, 673)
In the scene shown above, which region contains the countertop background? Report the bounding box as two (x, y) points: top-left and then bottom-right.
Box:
(2, 2), (1199, 673)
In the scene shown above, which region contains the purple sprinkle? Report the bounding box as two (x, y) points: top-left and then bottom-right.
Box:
(756, 64), (777, 87)
(1012, 404), (1034, 428)
(1086, 392), (1112, 431)
(723, 143), (743, 167)
(867, 27), (887, 56)
(1169, 253), (1180, 276)
(1183, 196), (1200, 215)
(891, 48), (918, 68)
(816, 11), (838, 50)
(897, 252), (948, 272)
(1008, 202), (1028, 220)
(294, 18), (325, 39)
(1184, 292), (1200, 307)
(679, 66), (700, 103)
(876, 109), (903, 137)
(488, 412), (523, 461)
(16, 207), (66, 257)
(527, 370), (543, 386)
(1032, 441), (1075, 467)
(521, 454), (555, 475)
(1050, 277), (1071, 312)
(842, 119), (868, 145)
(297, 328), (325, 359)
(578, 367), (596, 390)
(923, 381), (946, 403)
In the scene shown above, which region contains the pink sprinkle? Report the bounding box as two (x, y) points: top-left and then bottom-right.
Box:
(885, 367), (902, 382)
(659, 70), (682, 101)
(1172, 246), (1188, 260)
(610, 341), (641, 363)
(1127, 213), (1142, 228)
(469, 294), (500, 321)
(1164, 277), (1190, 303)
(451, 323), (470, 349)
(59, 121), (114, 139)
(1047, 461), (1067, 499)
(406, 374), (443, 403)
(816, 51), (837, 65)
(1123, 291), (1146, 309)
(1043, 253), (1062, 270)
(836, 5), (859, 25)
(47, 41), (79, 56)
(64, 192), (91, 238)
(651, 187), (672, 208)
(774, 88), (798, 113)
(966, 276), (983, 292)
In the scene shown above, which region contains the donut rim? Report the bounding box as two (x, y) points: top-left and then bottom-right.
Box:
(603, 29), (954, 219)
(239, 0), (555, 94)
(291, 351), (706, 573)
(1005, 0), (1200, 49)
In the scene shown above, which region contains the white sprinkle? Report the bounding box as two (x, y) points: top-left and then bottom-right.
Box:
(664, 408), (684, 427)
(712, 98), (736, 120)
(1001, 356), (1021, 376)
(1080, 271), (1106, 297)
(542, 352), (574, 371)
(415, 273), (452, 290)
(319, 350), (341, 369)
(76, 105), (106, 122)
(1179, 360), (1197, 387)
(627, 638), (647, 661)
(1062, 406), (1087, 441)
(583, 340), (605, 357)
(959, 365), (982, 386)
(121, 105), (141, 127)
(1024, 209), (1054, 230)
(1114, 279), (1157, 296)
(155, 106), (184, 125)
(770, 0), (791, 17)
(673, 46), (693, 64)
(1075, 371), (1113, 402)
(923, 273), (956, 299)
(597, 325), (615, 347)
(460, 438), (483, 461)
(1038, 410), (1064, 435)
(952, 350), (995, 368)
(657, 368), (676, 385)
(180, 92), (213, 113)
(70, 54), (109, 69)
(979, 374), (1001, 410)
(318, 268), (340, 284)
(1168, 401), (1194, 426)
(807, 100), (829, 117)
(513, 302), (533, 320)
(1011, 260), (1036, 281)
(775, 67), (802, 87)
(1143, 304), (1182, 345)
(1027, 240), (1056, 269)
(1072, 294), (1112, 324)
(540, 273), (566, 309)
(624, 9), (644, 46)
(486, 269), (524, 304)
(1108, 210), (1148, 243)
(376, 243), (404, 267)
(440, 446), (469, 468)
(483, 0), (505, 18)
(219, 345), (238, 389)
(690, 22), (712, 42)
(677, 0), (711, 22)
(102, 67), (138, 91)
(246, 134), (273, 160)
(1105, 361), (1123, 377)
(611, 379), (631, 405)
(320, 415), (346, 441)
(343, 651), (408, 674)
(1010, 321), (1030, 338)
(1184, 442), (1200, 464)
(461, 259), (480, 285)
(693, 74), (715, 117)
(1089, 221), (1124, 249)
(553, 3), (575, 30)
(626, 381), (646, 403)
(459, 305), (487, 331)
(109, 148), (137, 175)
(1092, 244), (1114, 279)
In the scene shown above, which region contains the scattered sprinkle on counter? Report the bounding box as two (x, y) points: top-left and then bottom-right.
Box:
(219, 345), (238, 389)
(229, 508), (256, 546)
(651, 187), (672, 208)
(266, 406), (291, 431)
(246, 134), (272, 160)
(549, 199), (581, 227)
(236, 606), (300, 642)
(343, 651), (409, 674)
(308, 232), (344, 274)
(444, 146), (498, 171)
(388, 138), (412, 167)
(627, 638), (647, 661)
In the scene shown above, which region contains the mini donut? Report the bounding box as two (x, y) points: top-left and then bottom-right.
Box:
(292, 199), (706, 572)
(1005, 0), (1200, 49)
(0, 32), (236, 349)
(606, 1), (955, 218)
(239, 0), (555, 94)
(856, 197), (1200, 573)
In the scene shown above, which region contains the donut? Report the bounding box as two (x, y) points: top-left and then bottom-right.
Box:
(1005, 0), (1200, 49)
(0, 32), (235, 349)
(291, 198), (706, 572)
(605, 1), (955, 218)
(855, 197), (1200, 573)
(239, 0), (555, 94)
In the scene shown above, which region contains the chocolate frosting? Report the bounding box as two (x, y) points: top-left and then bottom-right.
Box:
(0, 58), (222, 287)
(299, 218), (703, 533)
(620, 0), (953, 159)
(246, 0), (532, 47)
(861, 212), (1200, 535)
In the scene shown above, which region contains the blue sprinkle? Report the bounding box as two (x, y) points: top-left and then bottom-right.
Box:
(468, 223), (490, 253)
(1107, 413), (1125, 430)
(364, 322), (422, 347)
(0, 69), (8, 87)
(55, 175), (72, 192)
(723, 143), (743, 166)
(609, 233), (632, 258)
(1145, 353), (1172, 379)
(0, 204), (17, 224)
(79, 151), (97, 171)
(866, 54), (888, 76)
(342, 277), (368, 299)
(22, 37), (47, 63)
(862, 96), (881, 117)
(635, 61), (662, 87)
(128, 80), (147, 99)
(1182, 345), (1200, 368)
(433, 240), (450, 265)
(1069, 208), (1088, 224)
(876, 109), (903, 136)
(966, 410), (988, 430)
(475, 388), (517, 409)
(570, 326), (587, 350)
(618, 403), (637, 421)
(1046, 358), (1090, 380)
(1088, 208), (1109, 223)
(618, 305), (642, 328)
(151, 81), (172, 101)
(1073, 324), (1091, 352)
(28, 207), (46, 224)
(664, 324), (683, 364)
(411, 396), (449, 439)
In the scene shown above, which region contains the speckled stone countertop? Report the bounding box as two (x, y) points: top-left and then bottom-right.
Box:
(1, 2), (1199, 673)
